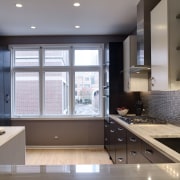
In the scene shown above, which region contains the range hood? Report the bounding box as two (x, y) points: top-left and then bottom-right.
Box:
(130, 0), (161, 73)
(130, 65), (151, 73)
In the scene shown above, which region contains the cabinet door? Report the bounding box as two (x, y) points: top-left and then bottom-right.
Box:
(127, 131), (149, 164)
(115, 124), (126, 164)
(142, 141), (173, 163)
(151, 0), (169, 90)
(104, 120), (110, 152)
(0, 48), (11, 125)
(109, 119), (116, 163)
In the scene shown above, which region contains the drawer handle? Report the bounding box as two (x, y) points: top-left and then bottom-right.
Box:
(117, 127), (124, 131)
(110, 121), (115, 124)
(145, 149), (153, 155)
(110, 130), (115, 133)
(117, 138), (124, 142)
(130, 137), (137, 142)
(130, 151), (137, 156)
(117, 158), (124, 162)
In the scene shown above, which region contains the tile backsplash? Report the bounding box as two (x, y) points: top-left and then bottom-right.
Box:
(141, 91), (180, 125)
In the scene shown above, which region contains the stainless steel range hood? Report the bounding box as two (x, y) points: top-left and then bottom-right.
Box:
(130, 0), (161, 73)
(130, 65), (151, 73)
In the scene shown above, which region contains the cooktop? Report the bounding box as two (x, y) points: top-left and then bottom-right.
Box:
(119, 115), (167, 124)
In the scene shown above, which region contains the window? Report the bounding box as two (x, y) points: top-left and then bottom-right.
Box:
(11, 44), (103, 118)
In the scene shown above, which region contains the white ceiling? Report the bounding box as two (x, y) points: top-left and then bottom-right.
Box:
(0, 0), (139, 36)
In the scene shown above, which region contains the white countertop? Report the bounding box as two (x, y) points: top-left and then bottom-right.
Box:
(0, 126), (25, 147)
(0, 163), (179, 180)
(110, 115), (180, 162)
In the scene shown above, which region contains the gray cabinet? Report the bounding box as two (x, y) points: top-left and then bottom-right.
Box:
(106, 118), (174, 164)
(104, 120), (110, 152)
(141, 141), (173, 163)
(0, 48), (11, 125)
(115, 122), (127, 164)
(127, 131), (149, 164)
(151, 0), (180, 90)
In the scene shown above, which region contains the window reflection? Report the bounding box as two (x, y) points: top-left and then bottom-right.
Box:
(75, 165), (100, 173)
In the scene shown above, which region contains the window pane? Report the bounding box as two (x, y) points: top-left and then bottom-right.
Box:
(44, 50), (69, 66)
(74, 50), (99, 66)
(14, 72), (39, 115)
(44, 72), (69, 115)
(75, 72), (99, 116)
(15, 50), (39, 66)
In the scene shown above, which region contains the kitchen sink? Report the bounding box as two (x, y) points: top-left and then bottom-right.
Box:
(155, 138), (180, 153)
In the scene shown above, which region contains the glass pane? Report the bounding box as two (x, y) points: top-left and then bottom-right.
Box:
(75, 72), (99, 116)
(44, 50), (69, 66)
(44, 72), (69, 115)
(15, 50), (39, 66)
(15, 72), (39, 115)
(74, 50), (99, 66)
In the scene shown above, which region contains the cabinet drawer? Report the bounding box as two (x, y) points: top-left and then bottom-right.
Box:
(142, 142), (173, 163)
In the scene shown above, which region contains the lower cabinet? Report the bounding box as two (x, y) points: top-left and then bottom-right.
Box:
(127, 131), (150, 164)
(106, 118), (174, 164)
(115, 122), (127, 164)
(141, 141), (174, 163)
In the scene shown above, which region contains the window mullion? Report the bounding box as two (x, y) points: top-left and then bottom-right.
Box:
(39, 47), (43, 116)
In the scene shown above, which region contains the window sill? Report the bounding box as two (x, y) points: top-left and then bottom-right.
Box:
(11, 116), (104, 121)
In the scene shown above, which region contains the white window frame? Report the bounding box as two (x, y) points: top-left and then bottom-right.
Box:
(10, 44), (104, 119)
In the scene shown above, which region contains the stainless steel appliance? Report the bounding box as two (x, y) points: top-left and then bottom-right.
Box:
(118, 116), (167, 124)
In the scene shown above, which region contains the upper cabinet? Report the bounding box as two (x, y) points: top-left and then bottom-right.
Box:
(151, 0), (180, 90)
(123, 36), (149, 92)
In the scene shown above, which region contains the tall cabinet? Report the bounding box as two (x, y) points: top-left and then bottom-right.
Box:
(0, 47), (11, 125)
(151, 0), (180, 90)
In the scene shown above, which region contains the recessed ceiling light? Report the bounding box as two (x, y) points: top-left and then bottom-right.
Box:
(73, 2), (80, 7)
(16, 3), (23, 8)
(75, 25), (80, 29)
(31, 26), (36, 29)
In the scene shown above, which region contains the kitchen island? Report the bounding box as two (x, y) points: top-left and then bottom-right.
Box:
(0, 163), (179, 180)
(109, 115), (180, 163)
(0, 126), (25, 165)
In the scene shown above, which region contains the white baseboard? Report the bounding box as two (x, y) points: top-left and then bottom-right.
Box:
(26, 145), (104, 150)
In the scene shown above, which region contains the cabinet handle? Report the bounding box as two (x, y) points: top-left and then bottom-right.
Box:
(117, 158), (124, 162)
(130, 151), (137, 156)
(5, 94), (10, 103)
(129, 137), (137, 142)
(110, 121), (115, 124)
(151, 77), (155, 87)
(145, 149), (153, 155)
(117, 127), (124, 131)
(117, 138), (124, 142)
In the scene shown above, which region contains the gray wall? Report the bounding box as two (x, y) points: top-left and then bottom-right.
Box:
(12, 119), (104, 146)
(141, 91), (180, 125)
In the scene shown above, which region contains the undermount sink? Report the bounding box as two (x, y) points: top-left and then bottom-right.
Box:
(155, 138), (180, 153)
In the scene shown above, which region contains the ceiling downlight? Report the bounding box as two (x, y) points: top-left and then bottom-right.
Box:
(16, 3), (23, 8)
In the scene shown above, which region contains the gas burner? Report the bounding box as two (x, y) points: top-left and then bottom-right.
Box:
(118, 116), (167, 124)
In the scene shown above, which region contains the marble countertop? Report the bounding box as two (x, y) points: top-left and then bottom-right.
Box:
(0, 126), (25, 147)
(109, 115), (180, 162)
(0, 163), (179, 180)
